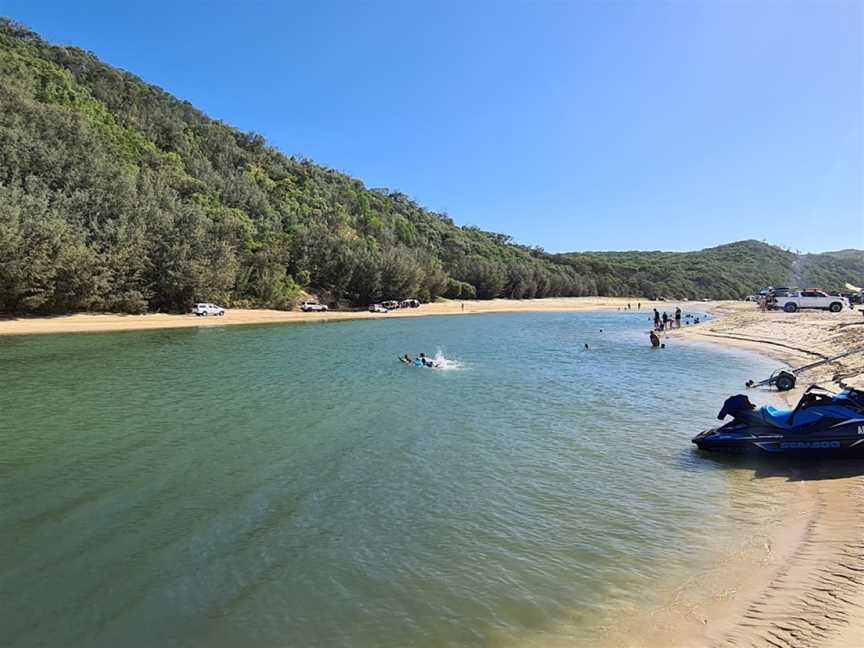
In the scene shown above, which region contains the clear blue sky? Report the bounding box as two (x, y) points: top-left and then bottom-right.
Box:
(3, 0), (862, 253)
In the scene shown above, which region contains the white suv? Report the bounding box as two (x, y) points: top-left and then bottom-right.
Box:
(301, 300), (328, 312)
(193, 303), (225, 316)
(778, 290), (849, 313)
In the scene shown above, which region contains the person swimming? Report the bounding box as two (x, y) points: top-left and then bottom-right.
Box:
(418, 353), (436, 367)
(399, 354), (412, 364)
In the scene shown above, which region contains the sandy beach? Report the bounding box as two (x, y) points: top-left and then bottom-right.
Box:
(655, 304), (864, 648)
(4, 298), (863, 647)
(556, 304), (864, 648)
(0, 297), (667, 337)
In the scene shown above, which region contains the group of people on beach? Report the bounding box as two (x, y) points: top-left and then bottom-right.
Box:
(648, 306), (703, 347)
(399, 353), (437, 368)
(653, 307), (683, 331)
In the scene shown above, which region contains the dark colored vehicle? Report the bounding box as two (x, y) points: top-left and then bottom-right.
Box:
(692, 386), (864, 456)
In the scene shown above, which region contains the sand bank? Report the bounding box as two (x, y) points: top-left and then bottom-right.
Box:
(0, 297), (676, 337)
(636, 304), (864, 648)
(681, 301), (864, 391)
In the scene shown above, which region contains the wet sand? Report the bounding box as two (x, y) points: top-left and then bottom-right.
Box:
(528, 304), (864, 648)
(651, 304), (864, 648)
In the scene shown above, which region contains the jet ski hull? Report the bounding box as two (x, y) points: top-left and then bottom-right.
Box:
(693, 422), (864, 456)
(693, 387), (864, 457)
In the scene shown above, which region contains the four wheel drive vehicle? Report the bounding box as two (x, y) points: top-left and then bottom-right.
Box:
(778, 290), (850, 313)
(301, 301), (328, 312)
(381, 300), (400, 310)
(400, 299), (421, 308)
(368, 303), (389, 313)
(192, 303), (225, 316)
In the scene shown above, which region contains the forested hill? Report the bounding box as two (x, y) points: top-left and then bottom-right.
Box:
(555, 241), (864, 300)
(0, 19), (861, 315)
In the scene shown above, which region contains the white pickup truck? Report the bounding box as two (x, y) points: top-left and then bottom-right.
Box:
(777, 290), (849, 313)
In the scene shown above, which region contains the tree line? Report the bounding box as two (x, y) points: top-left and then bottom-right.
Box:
(1, 19), (861, 315)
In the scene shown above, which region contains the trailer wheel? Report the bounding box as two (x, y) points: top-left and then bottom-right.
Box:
(775, 372), (796, 391)
(783, 302), (798, 313)
(829, 302), (842, 313)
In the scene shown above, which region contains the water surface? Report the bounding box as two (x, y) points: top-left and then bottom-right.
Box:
(0, 312), (779, 647)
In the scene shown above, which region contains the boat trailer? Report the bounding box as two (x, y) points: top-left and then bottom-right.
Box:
(745, 347), (864, 391)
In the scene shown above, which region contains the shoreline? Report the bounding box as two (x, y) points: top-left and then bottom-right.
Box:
(658, 304), (864, 648)
(0, 297), (698, 337)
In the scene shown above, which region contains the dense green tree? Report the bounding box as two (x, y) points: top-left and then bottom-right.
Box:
(0, 18), (861, 316)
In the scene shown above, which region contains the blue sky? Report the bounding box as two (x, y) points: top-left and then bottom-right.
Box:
(2, 0), (862, 253)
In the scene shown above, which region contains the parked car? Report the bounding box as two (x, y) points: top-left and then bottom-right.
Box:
(400, 298), (421, 309)
(777, 290), (849, 313)
(381, 300), (400, 310)
(369, 303), (389, 313)
(301, 300), (328, 312)
(192, 303), (225, 316)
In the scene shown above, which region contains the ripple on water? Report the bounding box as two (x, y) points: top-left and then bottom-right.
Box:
(0, 312), (781, 647)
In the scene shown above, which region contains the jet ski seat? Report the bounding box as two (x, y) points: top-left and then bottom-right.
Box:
(760, 405), (823, 429)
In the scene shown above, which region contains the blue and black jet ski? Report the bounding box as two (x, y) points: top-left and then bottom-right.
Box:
(693, 386), (864, 456)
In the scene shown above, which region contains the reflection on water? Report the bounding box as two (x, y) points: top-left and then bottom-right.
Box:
(0, 312), (780, 647)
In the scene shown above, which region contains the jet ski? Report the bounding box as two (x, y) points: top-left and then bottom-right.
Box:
(693, 386), (864, 456)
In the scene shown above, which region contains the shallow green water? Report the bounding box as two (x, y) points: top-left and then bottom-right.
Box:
(0, 312), (778, 647)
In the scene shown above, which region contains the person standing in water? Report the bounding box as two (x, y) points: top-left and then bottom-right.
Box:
(653, 309), (661, 330)
(662, 311), (669, 330)
(649, 330), (660, 348)
(674, 307), (682, 329)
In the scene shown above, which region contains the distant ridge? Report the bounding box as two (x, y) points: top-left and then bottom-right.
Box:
(555, 240), (863, 299)
(0, 18), (861, 314)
